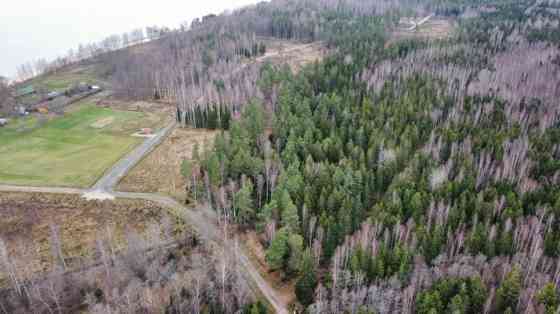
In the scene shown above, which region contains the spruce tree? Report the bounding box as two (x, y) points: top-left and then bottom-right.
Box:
(537, 283), (559, 314)
(281, 190), (300, 232)
(266, 228), (289, 271)
(295, 249), (317, 307)
(496, 267), (522, 313)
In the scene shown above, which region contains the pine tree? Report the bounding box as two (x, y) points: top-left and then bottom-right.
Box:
(469, 277), (488, 313)
(295, 249), (317, 307)
(449, 294), (465, 314)
(537, 283), (559, 314)
(416, 291), (443, 314)
(266, 227), (289, 271)
(235, 180), (255, 225)
(496, 267), (522, 313)
(281, 190), (300, 232)
(287, 233), (303, 274)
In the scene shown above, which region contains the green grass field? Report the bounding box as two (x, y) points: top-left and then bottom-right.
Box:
(0, 103), (147, 187)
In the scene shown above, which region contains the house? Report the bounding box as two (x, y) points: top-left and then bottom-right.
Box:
(0, 118), (8, 127)
(15, 85), (35, 98)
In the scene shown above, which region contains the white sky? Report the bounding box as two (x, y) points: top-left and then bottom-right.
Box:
(0, 0), (264, 78)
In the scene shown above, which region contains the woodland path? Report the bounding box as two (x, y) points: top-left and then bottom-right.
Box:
(0, 121), (289, 314)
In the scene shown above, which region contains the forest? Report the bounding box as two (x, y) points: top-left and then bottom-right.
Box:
(3, 0), (560, 313)
(169, 0), (560, 313)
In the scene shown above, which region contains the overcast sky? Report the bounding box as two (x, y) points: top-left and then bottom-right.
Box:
(0, 0), (263, 79)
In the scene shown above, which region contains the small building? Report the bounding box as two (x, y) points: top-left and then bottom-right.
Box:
(15, 85), (35, 98)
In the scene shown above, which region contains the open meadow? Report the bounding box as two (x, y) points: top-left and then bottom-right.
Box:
(0, 102), (163, 187)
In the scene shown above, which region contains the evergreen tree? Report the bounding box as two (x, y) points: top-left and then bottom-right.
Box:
(495, 267), (522, 313)
(537, 283), (559, 314)
(242, 101), (265, 146)
(281, 190), (300, 232)
(287, 233), (304, 274)
(295, 249), (317, 307)
(266, 228), (289, 271)
(235, 180), (255, 225)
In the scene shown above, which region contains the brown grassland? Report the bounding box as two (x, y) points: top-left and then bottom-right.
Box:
(0, 192), (182, 284)
(117, 128), (219, 198)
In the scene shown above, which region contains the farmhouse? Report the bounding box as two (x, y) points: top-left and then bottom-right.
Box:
(15, 85), (35, 98)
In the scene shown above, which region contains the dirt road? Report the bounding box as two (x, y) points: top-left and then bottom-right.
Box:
(92, 122), (176, 192)
(113, 192), (289, 314)
(0, 121), (289, 314)
(0, 185), (83, 194)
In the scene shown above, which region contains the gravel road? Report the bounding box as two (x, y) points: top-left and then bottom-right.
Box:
(92, 122), (176, 192)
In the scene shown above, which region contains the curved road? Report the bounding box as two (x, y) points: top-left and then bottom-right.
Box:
(113, 192), (289, 314)
(0, 122), (288, 314)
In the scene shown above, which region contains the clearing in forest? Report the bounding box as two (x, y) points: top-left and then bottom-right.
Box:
(255, 39), (326, 72)
(389, 17), (455, 44)
(0, 101), (164, 187)
(0, 192), (182, 284)
(117, 127), (218, 199)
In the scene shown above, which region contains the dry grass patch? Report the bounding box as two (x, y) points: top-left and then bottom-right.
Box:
(257, 39), (326, 72)
(0, 192), (183, 283)
(389, 18), (455, 45)
(94, 99), (174, 130)
(117, 128), (218, 198)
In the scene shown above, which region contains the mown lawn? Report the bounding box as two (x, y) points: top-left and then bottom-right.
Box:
(0, 103), (146, 187)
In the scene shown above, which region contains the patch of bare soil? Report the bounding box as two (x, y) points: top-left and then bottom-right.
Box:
(389, 18), (455, 46)
(242, 231), (296, 307)
(256, 40), (326, 72)
(95, 98), (175, 128)
(0, 192), (181, 283)
(117, 127), (218, 198)
(90, 116), (115, 129)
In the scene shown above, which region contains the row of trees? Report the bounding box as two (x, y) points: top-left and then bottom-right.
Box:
(176, 103), (233, 129)
(15, 25), (167, 82)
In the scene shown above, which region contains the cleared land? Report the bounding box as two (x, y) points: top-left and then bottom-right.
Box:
(118, 127), (218, 198)
(0, 102), (164, 187)
(0, 192), (181, 282)
(389, 17), (455, 45)
(257, 40), (326, 72)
